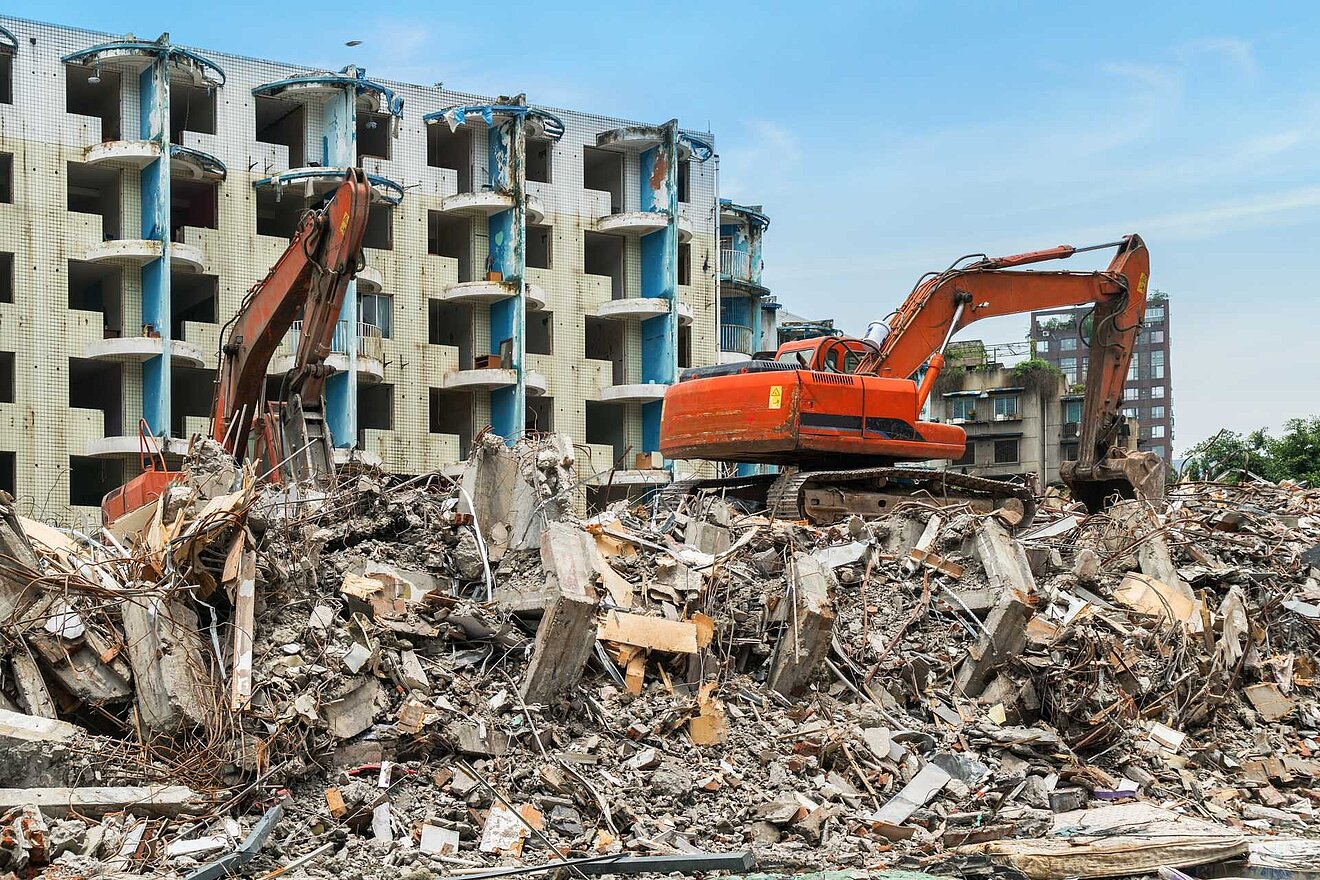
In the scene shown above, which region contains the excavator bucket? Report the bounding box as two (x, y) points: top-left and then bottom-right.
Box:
(1061, 448), (1165, 514)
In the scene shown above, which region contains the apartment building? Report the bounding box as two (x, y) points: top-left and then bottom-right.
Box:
(928, 344), (1069, 488)
(716, 200), (779, 360)
(0, 17), (724, 525)
(1031, 294), (1174, 460)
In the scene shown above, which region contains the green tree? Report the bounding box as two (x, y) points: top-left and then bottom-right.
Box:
(1267, 417), (1320, 485)
(1182, 429), (1275, 482)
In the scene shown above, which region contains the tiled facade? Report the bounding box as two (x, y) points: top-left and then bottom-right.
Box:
(0, 17), (723, 526)
(1031, 296), (1174, 461)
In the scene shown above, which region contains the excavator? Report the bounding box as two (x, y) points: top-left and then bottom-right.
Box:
(100, 169), (373, 524)
(660, 234), (1163, 523)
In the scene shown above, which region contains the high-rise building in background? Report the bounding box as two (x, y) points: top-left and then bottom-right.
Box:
(0, 16), (738, 524)
(1031, 295), (1174, 461)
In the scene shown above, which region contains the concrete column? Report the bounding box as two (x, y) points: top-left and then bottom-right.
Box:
(139, 57), (172, 437)
(323, 83), (359, 449)
(638, 121), (679, 453)
(487, 114), (526, 443)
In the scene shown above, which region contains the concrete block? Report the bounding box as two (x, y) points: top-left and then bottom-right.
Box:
(121, 596), (218, 733)
(520, 523), (601, 703)
(767, 553), (837, 699)
(955, 589), (1034, 697)
(966, 517), (1038, 613)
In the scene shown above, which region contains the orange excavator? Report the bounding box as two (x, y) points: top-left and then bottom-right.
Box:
(660, 234), (1163, 523)
(101, 169), (373, 524)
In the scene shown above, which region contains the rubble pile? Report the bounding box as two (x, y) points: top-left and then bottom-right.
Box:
(1, 439), (1319, 880)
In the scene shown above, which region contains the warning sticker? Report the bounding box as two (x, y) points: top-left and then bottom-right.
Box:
(768, 385), (783, 410)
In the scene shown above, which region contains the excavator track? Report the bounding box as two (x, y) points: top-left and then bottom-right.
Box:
(662, 467), (1035, 527)
(765, 467), (1036, 525)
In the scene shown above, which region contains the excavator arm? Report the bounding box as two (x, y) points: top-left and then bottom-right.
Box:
(212, 168), (372, 468)
(863, 234), (1161, 510)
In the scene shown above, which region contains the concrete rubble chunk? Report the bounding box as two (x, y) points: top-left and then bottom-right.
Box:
(520, 522), (602, 703)
(121, 596), (219, 733)
(767, 552), (837, 698)
(956, 589), (1034, 697)
(967, 517), (1038, 612)
(0, 785), (208, 818)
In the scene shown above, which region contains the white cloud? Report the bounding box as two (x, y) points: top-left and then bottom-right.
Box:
(1177, 36), (1257, 77)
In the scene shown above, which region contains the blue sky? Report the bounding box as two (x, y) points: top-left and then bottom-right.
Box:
(37, 1), (1320, 453)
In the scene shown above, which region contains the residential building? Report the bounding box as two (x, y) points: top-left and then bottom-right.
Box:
(1031, 295), (1174, 460)
(926, 351), (1069, 488)
(0, 16), (723, 525)
(717, 200), (778, 360)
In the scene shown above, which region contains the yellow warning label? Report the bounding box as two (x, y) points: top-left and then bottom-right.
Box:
(768, 385), (783, 410)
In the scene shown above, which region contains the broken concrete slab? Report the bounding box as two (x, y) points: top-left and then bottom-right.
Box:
(968, 517), (1038, 613)
(956, 589), (1034, 697)
(323, 677), (381, 739)
(520, 583), (600, 704)
(0, 707), (83, 744)
(767, 552), (837, 699)
(121, 596), (218, 733)
(872, 762), (952, 825)
(0, 785), (208, 818)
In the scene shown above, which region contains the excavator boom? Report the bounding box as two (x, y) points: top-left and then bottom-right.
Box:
(214, 168), (372, 459)
(102, 170), (372, 524)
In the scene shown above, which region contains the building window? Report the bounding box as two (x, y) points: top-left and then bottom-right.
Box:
(1149, 329), (1165, 344)
(359, 293), (392, 339)
(1123, 387), (1138, 401)
(527, 311), (553, 355)
(1151, 425), (1166, 439)
(677, 160), (690, 203)
(0, 152), (11, 203)
(0, 50), (11, 105)
(1059, 337), (1077, 351)
(1151, 385), (1165, 399)
(1064, 400), (1083, 423)
(1060, 357), (1077, 385)
(0, 252), (11, 303)
(994, 438), (1019, 464)
(527, 224), (553, 269)
(1150, 349), (1165, 379)
(678, 243), (691, 285)
(947, 396), (976, 422)
(526, 138), (552, 184)
(1146, 305), (1165, 322)
(993, 395), (1019, 420)
(1127, 359), (1139, 381)
(1122, 406), (1138, 419)
(953, 442), (976, 466)
(1038, 339), (1049, 353)
(1150, 405), (1165, 419)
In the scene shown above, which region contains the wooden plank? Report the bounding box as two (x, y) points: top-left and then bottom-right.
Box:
(599, 611), (699, 654)
(230, 544), (257, 710)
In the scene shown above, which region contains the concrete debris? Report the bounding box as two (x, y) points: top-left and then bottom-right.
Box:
(2, 440), (1320, 877)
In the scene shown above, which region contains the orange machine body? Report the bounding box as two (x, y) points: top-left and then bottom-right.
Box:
(661, 337), (965, 467)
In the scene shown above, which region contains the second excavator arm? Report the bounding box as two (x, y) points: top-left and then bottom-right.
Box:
(859, 234), (1161, 510)
(212, 168), (372, 471)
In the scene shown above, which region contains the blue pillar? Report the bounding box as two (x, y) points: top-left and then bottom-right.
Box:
(139, 60), (171, 438)
(638, 122), (679, 453)
(486, 116), (527, 443)
(323, 84), (359, 449)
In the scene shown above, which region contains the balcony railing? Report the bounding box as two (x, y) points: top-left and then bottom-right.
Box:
(285, 320), (384, 361)
(719, 248), (753, 283)
(720, 323), (754, 355)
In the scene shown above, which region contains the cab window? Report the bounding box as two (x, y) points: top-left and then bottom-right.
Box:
(842, 348), (865, 373)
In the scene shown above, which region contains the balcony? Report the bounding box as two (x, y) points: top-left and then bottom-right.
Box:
(253, 168), (405, 206)
(82, 334), (205, 368)
(592, 298), (694, 325)
(719, 249), (752, 283)
(441, 368), (549, 397)
(356, 266), (384, 295)
(596, 383), (669, 404)
(720, 323), (755, 356)
(436, 191), (545, 224)
(270, 320), (385, 384)
(437, 280), (546, 311)
(83, 239), (206, 274)
(595, 211), (693, 243)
